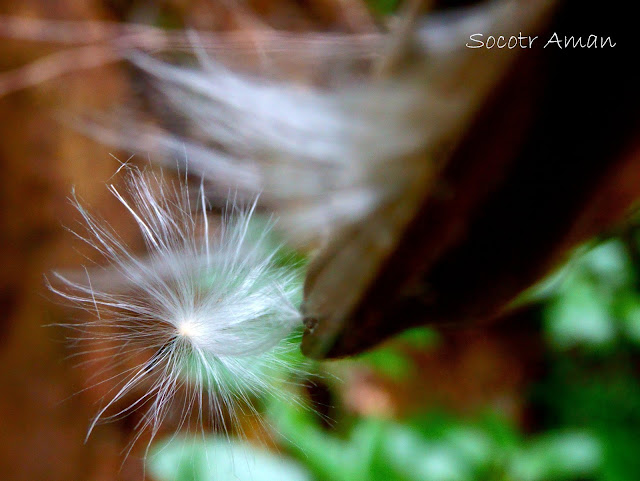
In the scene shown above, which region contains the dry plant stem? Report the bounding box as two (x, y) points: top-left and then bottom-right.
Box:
(0, 44), (119, 97)
(0, 14), (149, 44)
(373, 0), (429, 78)
(331, 0), (378, 33)
(0, 14), (388, 98)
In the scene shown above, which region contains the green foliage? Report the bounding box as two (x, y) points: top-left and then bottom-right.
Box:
(521, 238), (640, 350)
(357, 327), (439, 381)
(534, 356), (640, 481)
(148, 231), (640, 481)
(270, 400), (601, 481)
(148, 436), (311, 481)
(368, 0), (400, 15)
(531, 233), (640, 480)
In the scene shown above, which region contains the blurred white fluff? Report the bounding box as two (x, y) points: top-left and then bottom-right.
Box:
(107, 50), (442, 245)
(89, 0), (548, 248)
(49, 167), (303, 448)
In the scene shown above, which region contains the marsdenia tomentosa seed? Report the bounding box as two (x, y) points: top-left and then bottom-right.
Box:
(49, 166), (303, 449)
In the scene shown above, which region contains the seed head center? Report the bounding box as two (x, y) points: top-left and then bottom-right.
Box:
(177, 318), (199, 339)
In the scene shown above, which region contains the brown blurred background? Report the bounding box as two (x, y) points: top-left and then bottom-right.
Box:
(1, 1), (639, 480)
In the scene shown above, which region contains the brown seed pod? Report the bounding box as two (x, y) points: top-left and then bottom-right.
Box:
(301, 0), (640, 359)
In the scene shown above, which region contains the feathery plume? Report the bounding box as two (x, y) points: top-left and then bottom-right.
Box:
(83, 0), (551, 249)
(49, 166), (304, 450)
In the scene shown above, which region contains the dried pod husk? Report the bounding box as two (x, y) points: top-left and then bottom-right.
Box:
(301, 0), (640, 358)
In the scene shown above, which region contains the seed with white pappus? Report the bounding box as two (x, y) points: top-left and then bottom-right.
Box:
(49, 166), (305, 450)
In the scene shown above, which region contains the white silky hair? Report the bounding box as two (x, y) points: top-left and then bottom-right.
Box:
(49, 167), (304, 450)
(85, 0), (551, 249)
(96, 53), (443, 245)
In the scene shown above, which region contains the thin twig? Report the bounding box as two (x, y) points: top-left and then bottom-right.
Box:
(0, 44), (119, 97)
(0, 14), (386, 98)
(373, 0), (429, 78)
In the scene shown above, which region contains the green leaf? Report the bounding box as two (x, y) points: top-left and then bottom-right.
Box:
(359, 348), (414, 380)
(509, 431), (601, 481)
(545, 280), (615, 349)
(368, 0), (400, 15)
(268, 397), (361, 481)
(381, 425), (471, 481)
(618, 293), (640, 344)
(148, 435), (311, 481)
(581, 240), (634, 289)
